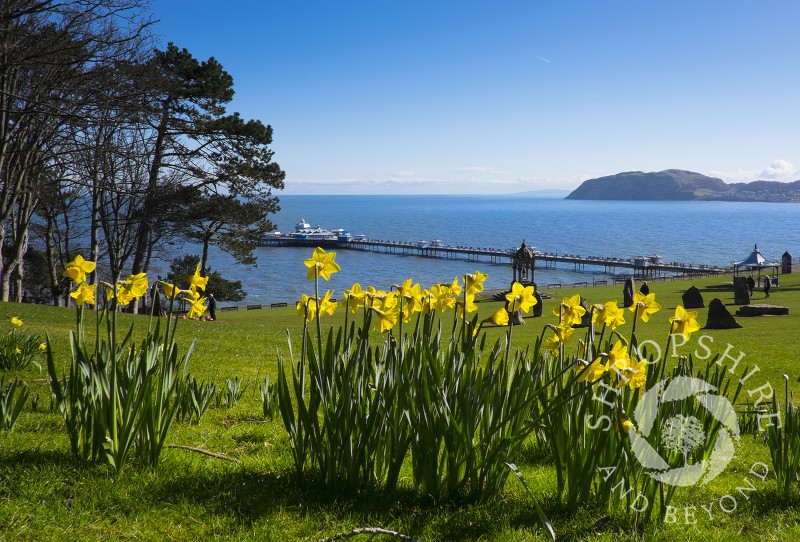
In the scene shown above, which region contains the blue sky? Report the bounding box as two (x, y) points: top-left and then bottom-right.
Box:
(151, 1), (800, 195)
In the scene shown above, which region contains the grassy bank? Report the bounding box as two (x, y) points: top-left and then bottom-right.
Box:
(1, 270), (799, 541)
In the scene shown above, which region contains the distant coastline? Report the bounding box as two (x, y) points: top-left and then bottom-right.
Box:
(566, 169), (800, 202)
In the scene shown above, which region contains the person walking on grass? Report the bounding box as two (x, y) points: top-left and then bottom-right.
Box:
(207, 293), (217, 320)
(764, 277), (771, 298)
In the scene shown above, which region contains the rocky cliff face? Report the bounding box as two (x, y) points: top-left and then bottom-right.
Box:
(566, 170), (728, 200)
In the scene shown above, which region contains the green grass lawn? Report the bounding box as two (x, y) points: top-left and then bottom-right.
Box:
(1, 271), (800, 541)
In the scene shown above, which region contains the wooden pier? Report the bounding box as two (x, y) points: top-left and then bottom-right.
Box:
(259, 235), (730, 278)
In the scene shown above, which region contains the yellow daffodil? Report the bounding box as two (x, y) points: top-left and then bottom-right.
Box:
(419, 289), (434, 315)
(184, 263), (209, 292)
(39, 343), (47, 351)
(304, 247), (340, 281)
(505, 282), (537, 313)
(545, 335), (561, 355)
(630, 291), (661, 322)
(296, 294), (317, 322)
(605, 341), (631, 376)
(116, 283), (134, 306)
(398, 279), (425, 314)
(318, 290), (338, 317)
(70, 282), (97, 307)
(465, 270), (487, 295)
(617, 356), (647, 389)
(14, 347), (21, 355)
(669, 305), (701, 340)
(342, 283), (366, 313)
(554, 294), (586, 327)
(115, 273), (148, 306)
(187, 296), (207, 319)
(545, 323), (574, 355)
(62, 255), (96, 284)
(617, 411), (634, 433)
(371, 307), (397, 333)
(448, 277), (462, 297)
(372, 291), (398, 312)
(103, 283), (115, 301)
(161, 282), (180, 299)
(129, 273), (148, 295)
(577, 357), (609, 383)
(592, 300), (625, 329)
(457, 293), (478, 318)
(430, 284), (456, 312)
(10, 317), (23, 327)
(488, 308), (509, 326)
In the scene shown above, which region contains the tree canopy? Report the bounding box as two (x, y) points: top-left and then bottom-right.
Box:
(0, 2), (284, 306)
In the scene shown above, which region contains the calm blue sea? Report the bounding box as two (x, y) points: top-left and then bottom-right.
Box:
(186, 196), (799, 306)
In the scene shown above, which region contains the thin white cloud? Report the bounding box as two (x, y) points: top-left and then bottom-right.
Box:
(535, 56), (552, 63)
(710, 159), (797, 183)
(760, 159), (794, 179)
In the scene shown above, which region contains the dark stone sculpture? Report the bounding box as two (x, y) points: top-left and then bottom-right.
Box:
(623, 277), (636, 308)
(574, 296), (591, 328)
(733, 276), (750, 305)
(533, 291), (543, 317)
(681, 286), (705, 309)
(705, 298), (742, 329)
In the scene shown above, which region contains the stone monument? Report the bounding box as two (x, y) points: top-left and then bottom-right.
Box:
(681, 286), (704, 309)
(623, 277), (636, 308)
(733, 276), (750, 305)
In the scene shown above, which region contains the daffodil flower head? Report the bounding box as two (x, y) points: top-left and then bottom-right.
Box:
(318, 290), (338, 317)
(39, 343), (47, 351)
(487, 308), (509, 326)
(505, 282), (536, 313)
(371, 306), (398, 333)
(296, 294), (317, 322)
(187, 296), (207, 319)
(545, 335), (561, 355)
(10, 317), (23, 327)
(616, 411), (635, 433)
(430, 284), (456, 312)
(62, 255), (96, 285)
(465, 270), (488, 295)
(184, 263), (209, 292)
(448, 277), (462, 297)
(605, 341), (631, 376)
(554, 294), (586, 326)
(669, 305), (700, 340)
(114, 273), (149, 306)
(456, 293), (478, 318)
(161, 282), (180, 299)
(70, 283), (98, 307)
(630, 291), (661, 322)
(592, 300), (625, 329)
(617, 356), (647, 389)
(577, 357), (609, 383)
(342, 283), (366, 313)
(304, 247), (340, 281)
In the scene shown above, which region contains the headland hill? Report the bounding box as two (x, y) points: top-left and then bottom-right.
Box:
(565, 169), (800, 202)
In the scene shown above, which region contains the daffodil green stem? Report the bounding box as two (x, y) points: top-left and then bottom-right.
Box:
(314, 267), (322, 360)
(629, 304), (640, 356)
(659, 322), (677, 381)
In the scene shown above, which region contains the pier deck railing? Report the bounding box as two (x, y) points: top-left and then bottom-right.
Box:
(259, 235), (732, 277)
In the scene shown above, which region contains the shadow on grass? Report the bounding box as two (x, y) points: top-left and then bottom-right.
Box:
(148, 465), (591, 540)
